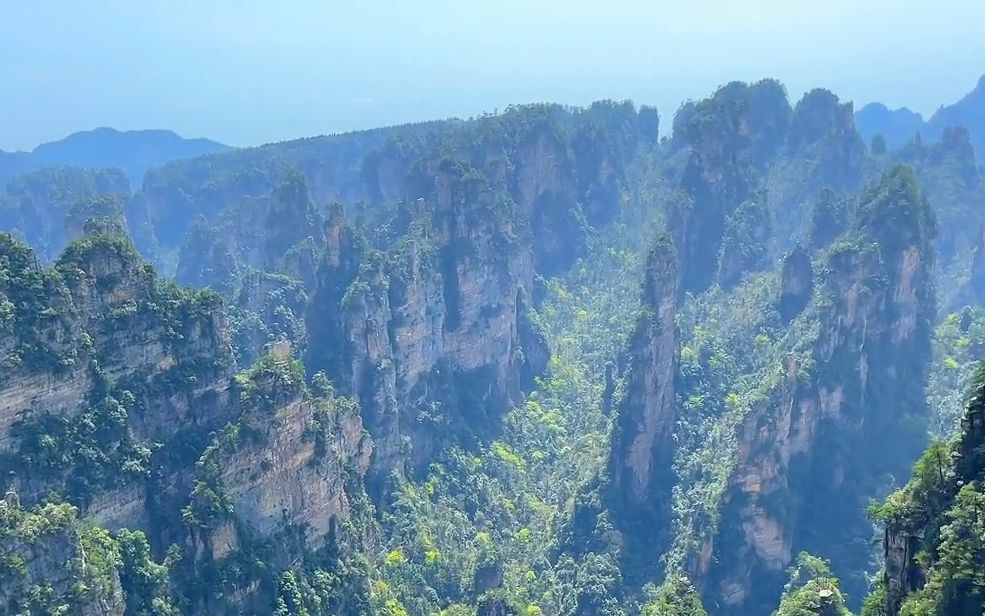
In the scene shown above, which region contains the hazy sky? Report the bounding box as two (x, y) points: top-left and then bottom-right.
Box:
(2, 1), (984, 151)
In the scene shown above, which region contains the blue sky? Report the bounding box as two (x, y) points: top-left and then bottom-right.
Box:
(2, 1), (984, 151)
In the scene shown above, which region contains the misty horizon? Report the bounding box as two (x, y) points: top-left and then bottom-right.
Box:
(3, 1), (985, 151)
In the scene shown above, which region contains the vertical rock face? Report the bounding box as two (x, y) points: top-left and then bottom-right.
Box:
(603, 238), (679, 580)
(302, 104), (655, 491)
(674, 85), (758, 293)
(883, 529), (925, 614)
(769, 89), (867, 256)
(786, 89), (867, 194)
(176, 217), (239, 292)
(902, 125), (983, 283)
(263, 170), (324, 270)
(0, 233), (233, 461)
(609, 238), (679, 508)
(195, 355), (372, 553)
(704, 166), (935, 615)
(778, 245), (813, 322)
(717, 197), (772, 289)
(670, 79), (818, 294)
(878, 377), (985, 616)
(0, 502), (126, 616)
(972, 226), (985, 305)
(809, 189), (849, 252)
(176, 171), (324, 292)
(307, 157), (550, 492)
(0, 232), (371, 609)
(928, 126), (979, 189)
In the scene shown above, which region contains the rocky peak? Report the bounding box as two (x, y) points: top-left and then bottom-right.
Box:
(65, 194), (127, 242)
(778, 244), (813, 322)
(787, 89), (854, 152)
(928, 126), (979, 188)
(175, 217), (238, 292)
(747, 79), (793, 165)
(0, 166), (131, 261)
(264, 170), (324, 269)
(703, 166), (935, 614)
(674, 84), (758, 293)
(606, 237), (678, 565)
(0, 501), (126, 615)
(787, 89), (866, 193)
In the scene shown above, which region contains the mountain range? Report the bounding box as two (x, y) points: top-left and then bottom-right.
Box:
(0, 73), (984, 616)
(0, 127), (229, 186)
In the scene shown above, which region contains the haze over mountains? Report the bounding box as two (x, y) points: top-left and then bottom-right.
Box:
(856, 73), (985, 151)
(1, 64), (985, 616)
(0, 127), (229, 185)
(2, 72), (983, 191)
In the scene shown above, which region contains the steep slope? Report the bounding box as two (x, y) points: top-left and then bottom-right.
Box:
(304, 102), (659, 491)
(0, 230), (372, 614)
(0, 501), (126, 615)
(669, 81), (869, 294)
(700, 167), (935, 614)
(605, 237), (679, 576)
(869, 363), (985, 615)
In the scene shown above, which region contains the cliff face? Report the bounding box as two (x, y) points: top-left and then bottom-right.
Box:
(609, 238), (679, 509)
(176, 171), (324, 292)
(299, 104), (657, 492)
(0, 232), (371, 610)
(778, 245), (813, 322)
(669, 81), (865, 293)
(769, 89), (868, 256)
(307, 159), (549, 492)
(673, 83), (759, 293)
(0, 232), (232, 462)
(604, 238), (679, 580)
(702, 167), (935, 614)
(875, 366), (985, 616)
(0, 501), (126, 616)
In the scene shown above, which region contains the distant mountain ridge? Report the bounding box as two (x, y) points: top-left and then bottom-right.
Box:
(856, 72), (985, 154)
(0, 127), (229, 185)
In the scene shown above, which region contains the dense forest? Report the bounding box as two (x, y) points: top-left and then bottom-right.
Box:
(2, 74), (985, 616)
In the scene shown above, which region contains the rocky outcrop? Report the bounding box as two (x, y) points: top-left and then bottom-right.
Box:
(702, 166), (935, 615)
(717, 198), (771, 289)
(604, 237), (678, 579)
(609, 237), (678, 507)
(672, 84), (759, 293)
(778, 245), (813, 321)
(808, 189), (848, 252)
(0, 501), (126, 615)
(883, 529), (924, 614)
(771, 90), (868, 256)
(972, 225), (985, 304)
(176, 171), (324, 291)
(878, 377), (985, 615)
(0, 232), (372, 611)
(307, 160), (550, 493)
(0, 166), (131, 261)
(855, 103), (926, 151)
(301, 104), (656, 492)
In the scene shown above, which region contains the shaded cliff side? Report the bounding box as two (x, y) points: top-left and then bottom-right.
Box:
(701, 166), (936, 614)
(606, 237), (679, 574)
